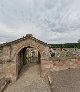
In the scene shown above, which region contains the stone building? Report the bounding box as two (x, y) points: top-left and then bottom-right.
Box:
(0, 34), (50, 81)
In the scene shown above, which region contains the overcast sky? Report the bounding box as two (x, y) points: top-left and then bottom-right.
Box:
(0, 0), (80, 44)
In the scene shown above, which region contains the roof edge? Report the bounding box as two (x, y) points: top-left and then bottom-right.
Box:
(0, 34), (48, 47)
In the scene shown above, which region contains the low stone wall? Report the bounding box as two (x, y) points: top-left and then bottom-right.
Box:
(49, 57), (80, 72)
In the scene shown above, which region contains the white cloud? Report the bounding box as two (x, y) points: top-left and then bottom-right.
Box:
(0, 0), (80, 44)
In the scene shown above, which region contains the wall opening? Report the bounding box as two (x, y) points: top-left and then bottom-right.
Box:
(16, 46), (41, 74)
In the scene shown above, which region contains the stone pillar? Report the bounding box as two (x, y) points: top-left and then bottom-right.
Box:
(41, 59), (51, 77)
(40, 47), (50, 77)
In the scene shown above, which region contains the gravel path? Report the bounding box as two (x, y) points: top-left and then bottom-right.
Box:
(4, 63), (51, 92)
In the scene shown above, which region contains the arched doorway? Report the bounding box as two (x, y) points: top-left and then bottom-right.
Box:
(16, 46), (41, 74)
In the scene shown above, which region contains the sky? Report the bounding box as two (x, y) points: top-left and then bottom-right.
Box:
(0, 0), (80, 44)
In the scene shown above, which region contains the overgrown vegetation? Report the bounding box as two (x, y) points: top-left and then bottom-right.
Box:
(49, 43), (80, 48)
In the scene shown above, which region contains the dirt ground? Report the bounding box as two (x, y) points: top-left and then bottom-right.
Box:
(4, 63), (51, 92)
(50, 68), (80, 92)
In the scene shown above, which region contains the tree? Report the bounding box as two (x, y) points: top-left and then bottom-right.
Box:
(78, 39), (80, 43)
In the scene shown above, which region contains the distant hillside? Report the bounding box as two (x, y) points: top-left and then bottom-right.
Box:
(49, 43), (80, 48)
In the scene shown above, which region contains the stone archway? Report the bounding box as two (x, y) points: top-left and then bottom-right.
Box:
(16, 46), (41, 74)
(13, 43), (49, 79)
(0, 34), (50, 82)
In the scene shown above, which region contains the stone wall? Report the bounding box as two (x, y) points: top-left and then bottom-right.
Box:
(3, 62), (18, 82)
(48, 58), (80, 72)
(1, 56), (80, 82)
